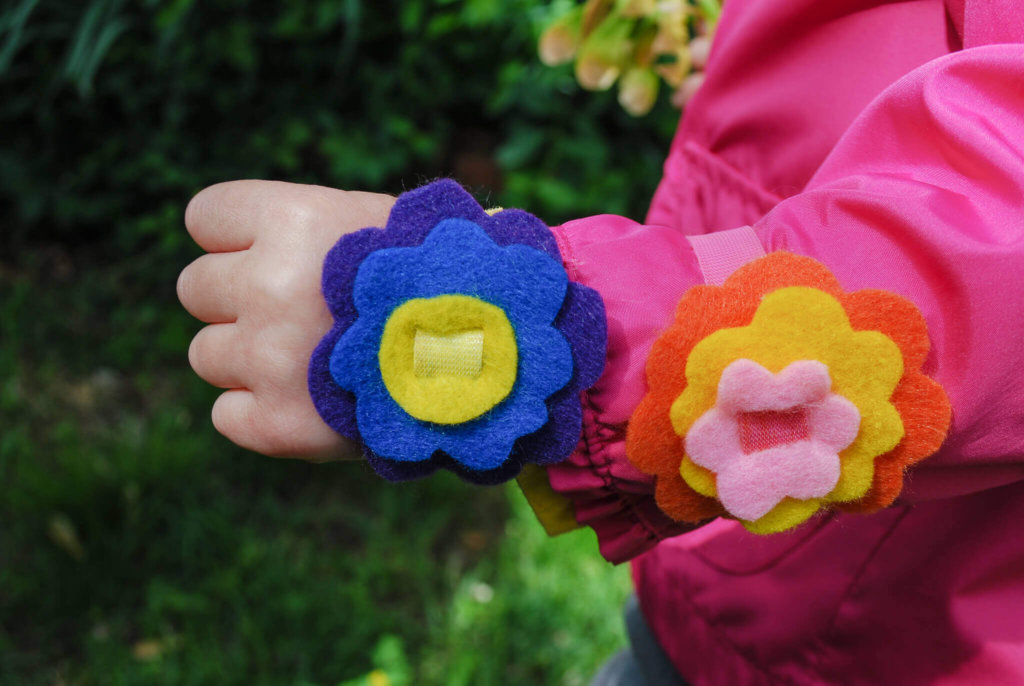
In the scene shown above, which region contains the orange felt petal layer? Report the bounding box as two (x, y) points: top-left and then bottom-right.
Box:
(843, 289), (930, 369)
(833, 288), (951, 512)
(836, 372), (950, 513)
(627, 288), (738, 521)
(626, 252), (951, 525)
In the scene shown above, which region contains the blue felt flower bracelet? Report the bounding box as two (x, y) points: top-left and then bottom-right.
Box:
(308, 180), (607, 484)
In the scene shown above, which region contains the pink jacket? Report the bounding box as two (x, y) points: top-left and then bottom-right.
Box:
(542, 1), (1024, 683)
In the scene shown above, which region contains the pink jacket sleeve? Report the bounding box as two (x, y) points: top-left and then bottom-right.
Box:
(547, 45), (1024, 563)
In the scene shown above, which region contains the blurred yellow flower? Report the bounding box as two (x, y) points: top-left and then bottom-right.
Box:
(538, 9), (582, 66)
(618, 67), (660, 115)
(539, 0), (722, 115)
(576, 52), (621, 90)
(621, 0), (658, 18)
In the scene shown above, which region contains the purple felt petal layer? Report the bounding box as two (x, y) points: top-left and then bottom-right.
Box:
(309, 328), (360, 441)
(558, 282), (608, 390)
(365, 446), (528, 485)
(321, 227), (388, 322)
(309, 178), (607, 483)
(516, 282), (607, 464)
(384, 179), (490, 239)
(309, 228), (392, 440)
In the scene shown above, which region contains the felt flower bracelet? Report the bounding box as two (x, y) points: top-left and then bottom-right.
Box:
(309, 180), (607, 484)
(626, 252), (951, 534)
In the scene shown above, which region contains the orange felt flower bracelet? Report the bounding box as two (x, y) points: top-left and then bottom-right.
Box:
(625, 252), (951, 534)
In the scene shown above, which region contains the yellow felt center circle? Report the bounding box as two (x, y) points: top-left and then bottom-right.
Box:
(378, 295), (518, 424)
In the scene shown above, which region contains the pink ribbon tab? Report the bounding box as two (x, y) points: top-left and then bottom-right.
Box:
(686, 226), (766, 286)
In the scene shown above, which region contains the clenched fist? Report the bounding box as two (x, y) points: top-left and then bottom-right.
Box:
(177, 180), (395, 460)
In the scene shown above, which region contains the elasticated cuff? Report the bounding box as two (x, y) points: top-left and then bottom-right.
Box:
(546, 401), (699, 564)
(529, 217), (706, 562)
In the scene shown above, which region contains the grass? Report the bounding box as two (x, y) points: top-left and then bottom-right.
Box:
(0, 250), (631, 686)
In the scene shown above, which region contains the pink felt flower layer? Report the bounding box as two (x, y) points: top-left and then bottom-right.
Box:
(684, 359), (860, 521)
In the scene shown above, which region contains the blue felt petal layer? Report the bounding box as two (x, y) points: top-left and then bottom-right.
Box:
(308, 179), (607, 483)
(330, 220), (574, 472)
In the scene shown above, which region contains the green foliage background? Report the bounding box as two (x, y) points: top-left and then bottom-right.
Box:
(0, 1), (677, 684)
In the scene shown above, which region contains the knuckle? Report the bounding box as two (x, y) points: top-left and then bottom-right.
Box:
(186, 180), (258, 236)
(250, 333), (286, 374)
(281, 193), (326, 231)
(187, 328), (209, 373)
(211, 391), (260, 447)
(176, 262), (200, 307)
(184, 183), (224, 235)
(183, 191), (205, 236)
(255, 263), (314, 306)
(249, 331), (303, 392)
(210, 391), (302, 458)
(188, 325), (235, 382)
(210, 393), (241, 439)
(256, 409), (309, 458)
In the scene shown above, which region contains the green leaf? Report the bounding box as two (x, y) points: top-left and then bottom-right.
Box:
(0, 0), (40, 73)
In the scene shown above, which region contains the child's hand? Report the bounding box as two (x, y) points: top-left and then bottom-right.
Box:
(178, 181), (395, 461)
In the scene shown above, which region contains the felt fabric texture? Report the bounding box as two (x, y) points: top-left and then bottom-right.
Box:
(625, 252), (951, 531)
(308, 179), (607, 484)
(515, 464), (581, 536)
(685, 360), (861, 524)
(331, 219), (572, 470)
(672, 286), (905, 533)
(378, 294), (518, 424)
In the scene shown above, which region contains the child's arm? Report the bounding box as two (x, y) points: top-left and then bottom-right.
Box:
(177, 180), (394, 460)
(178, 46), (1024, 564)
(542, 45), (1024, 561)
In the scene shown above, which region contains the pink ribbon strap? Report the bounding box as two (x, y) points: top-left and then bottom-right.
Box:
(686, 226), (766, 286)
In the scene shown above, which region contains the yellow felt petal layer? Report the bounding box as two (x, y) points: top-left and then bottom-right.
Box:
(515, 464), (580, 536)
(670, 287), (905, 532)
(742, 498), (823, 535)
(379, 295), (518, 424)
(678, 455), (716, 497)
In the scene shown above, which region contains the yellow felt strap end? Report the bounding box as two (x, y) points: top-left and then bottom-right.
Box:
(515, 464), (581, 536)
